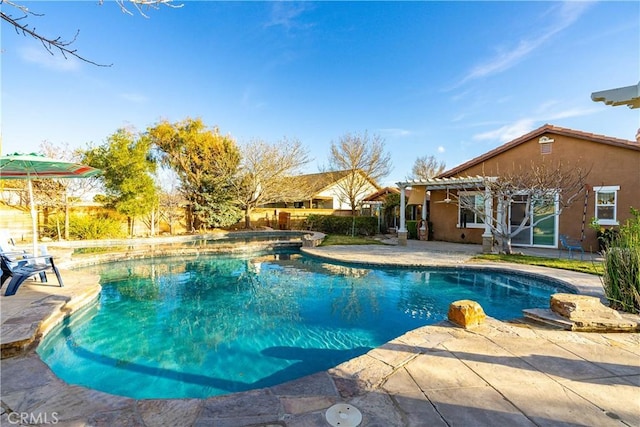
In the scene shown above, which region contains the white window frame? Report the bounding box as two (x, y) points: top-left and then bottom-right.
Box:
(594, 185), (620, 226)
(458, 191), (484, 229)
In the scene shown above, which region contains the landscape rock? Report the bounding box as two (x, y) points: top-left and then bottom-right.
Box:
(448, 300), (486, 329)
(550, 293), (638, 332)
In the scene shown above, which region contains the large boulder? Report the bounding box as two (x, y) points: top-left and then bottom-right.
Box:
(448, 300), (486, 329)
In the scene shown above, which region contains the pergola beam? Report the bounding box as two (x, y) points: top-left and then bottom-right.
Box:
(591, 82), (640, 109)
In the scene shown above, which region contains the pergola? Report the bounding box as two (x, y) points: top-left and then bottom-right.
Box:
(395, 176), (495, 246)
(591, 81), (640, 109)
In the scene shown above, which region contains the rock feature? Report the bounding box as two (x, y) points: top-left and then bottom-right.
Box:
(448, 300), (486, 329)
(549, 293), (638, 332)
(302, 232), (324, 247)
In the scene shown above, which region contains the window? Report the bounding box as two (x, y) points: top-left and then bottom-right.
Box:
(458, 191), (484, 228)
(594, 186), (619, 225)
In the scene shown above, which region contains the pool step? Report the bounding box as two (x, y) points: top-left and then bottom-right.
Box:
(522, 308), (573, 330)
(508, 317), (567, 331)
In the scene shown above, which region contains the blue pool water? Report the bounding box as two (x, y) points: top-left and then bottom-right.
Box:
(37, 250), (570, 399)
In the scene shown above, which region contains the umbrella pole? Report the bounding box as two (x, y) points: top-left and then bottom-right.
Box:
(28, 179), (39, 255)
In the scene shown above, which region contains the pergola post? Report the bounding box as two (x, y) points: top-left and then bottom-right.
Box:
(398, 183), (408, 246)
(419, 188), (428, 240)
(481, 185), (494, 253)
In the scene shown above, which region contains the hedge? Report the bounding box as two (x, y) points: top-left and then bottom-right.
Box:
(305, 214), (378, 236)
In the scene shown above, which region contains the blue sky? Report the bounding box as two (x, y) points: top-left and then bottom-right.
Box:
(2, 1), (639, 186)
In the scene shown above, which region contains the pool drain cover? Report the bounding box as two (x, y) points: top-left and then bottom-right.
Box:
(325, 403), (362, 427)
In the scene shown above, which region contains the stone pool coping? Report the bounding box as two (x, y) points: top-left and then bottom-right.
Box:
(2, 239), (639, 426)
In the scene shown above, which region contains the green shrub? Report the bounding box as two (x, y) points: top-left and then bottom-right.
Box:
(601, 208), (640, 314)
(42, 213), (126, 240)
(597, 228), (620, 252)
(406, 220), (417, 239)
(304, 214), (378, 236)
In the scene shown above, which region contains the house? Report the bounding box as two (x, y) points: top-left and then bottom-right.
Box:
(397, 124), (640, 251)
(361, 186), (400, 214)
(262, 170), (381, 211)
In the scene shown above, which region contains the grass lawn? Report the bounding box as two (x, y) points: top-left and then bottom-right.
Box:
(472, 254), (604, 276)
(319, 234), (386, 246)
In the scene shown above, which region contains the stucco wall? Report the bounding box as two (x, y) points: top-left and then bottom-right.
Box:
(430, 132), (640, 250)
(316, 181), (379, 211)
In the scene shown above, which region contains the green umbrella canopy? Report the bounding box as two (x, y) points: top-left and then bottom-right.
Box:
(0, 153), (101, 255)
(0, 153), (101, 179)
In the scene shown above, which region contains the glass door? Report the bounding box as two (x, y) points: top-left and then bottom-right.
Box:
(510, 194), (558, 247)
(510, 195), (531, 245)
(532, 197), (557, 246)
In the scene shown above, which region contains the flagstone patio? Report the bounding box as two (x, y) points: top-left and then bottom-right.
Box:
(1, 239), (638, 426)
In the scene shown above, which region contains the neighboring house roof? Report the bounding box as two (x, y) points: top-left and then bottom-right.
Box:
(362, 186), (400, 202)
(290, 170), (381, 198)
(438, 124), (640, 178)
(292, 170), (353, 196)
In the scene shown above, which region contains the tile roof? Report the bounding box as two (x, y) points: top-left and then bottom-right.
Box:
(289, 170), (353, 195)
(362, 186), (400, 201)
(439, 124), (639, 178)
(285, 170), (380, 197)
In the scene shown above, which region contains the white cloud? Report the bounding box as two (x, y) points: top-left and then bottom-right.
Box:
(473, 119), (536, 143)
(470, 95), (600, 144)
(241, 85), (267, 110)
(535, 100), (600, 121)
(437, 146), (445, 153)
(377, 128), (412, 138)
(453, 1), (594, 88)
(265, 3), (315, 31)
(450, 113), (466, 123)
(119, 92), (148, 104)
(19, 45), (81, 72)
(547, 107), (600, 120)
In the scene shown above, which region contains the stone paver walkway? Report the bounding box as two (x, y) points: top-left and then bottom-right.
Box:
(1, 239), (638, 426)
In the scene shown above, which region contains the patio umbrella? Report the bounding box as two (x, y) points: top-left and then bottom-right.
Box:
(0, 153), (101, 255)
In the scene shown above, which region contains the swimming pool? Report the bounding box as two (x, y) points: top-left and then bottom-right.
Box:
(37, 250), (571, 399)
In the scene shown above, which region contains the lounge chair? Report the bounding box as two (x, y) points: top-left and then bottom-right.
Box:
(0, 252), (63, 296)
(0, 229), (20, 253)
(559, 234), (584, 260)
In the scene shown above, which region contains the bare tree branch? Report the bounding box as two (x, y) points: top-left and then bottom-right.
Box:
(327, 131), (391, 216)
(408, 155), (445, 180)
(235, 137), (311, 228)
(106, 0), (182, 18)
(1, 0), (181, 66)
(452, 161), (590, 254)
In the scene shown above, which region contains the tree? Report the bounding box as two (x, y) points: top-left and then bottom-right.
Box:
(408, 155), (446, 180)
(1, 0), (180, 66)
(82, 127), (158, 237)
(147, 118), (242, 230)
(454, 162), (589, 254)
(36, 141), (101, 240)
(327, 131), (392, 216)
(236, 138), (311, 229)
(156, 169), (186, 235)
(383, 192), (400, 232)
